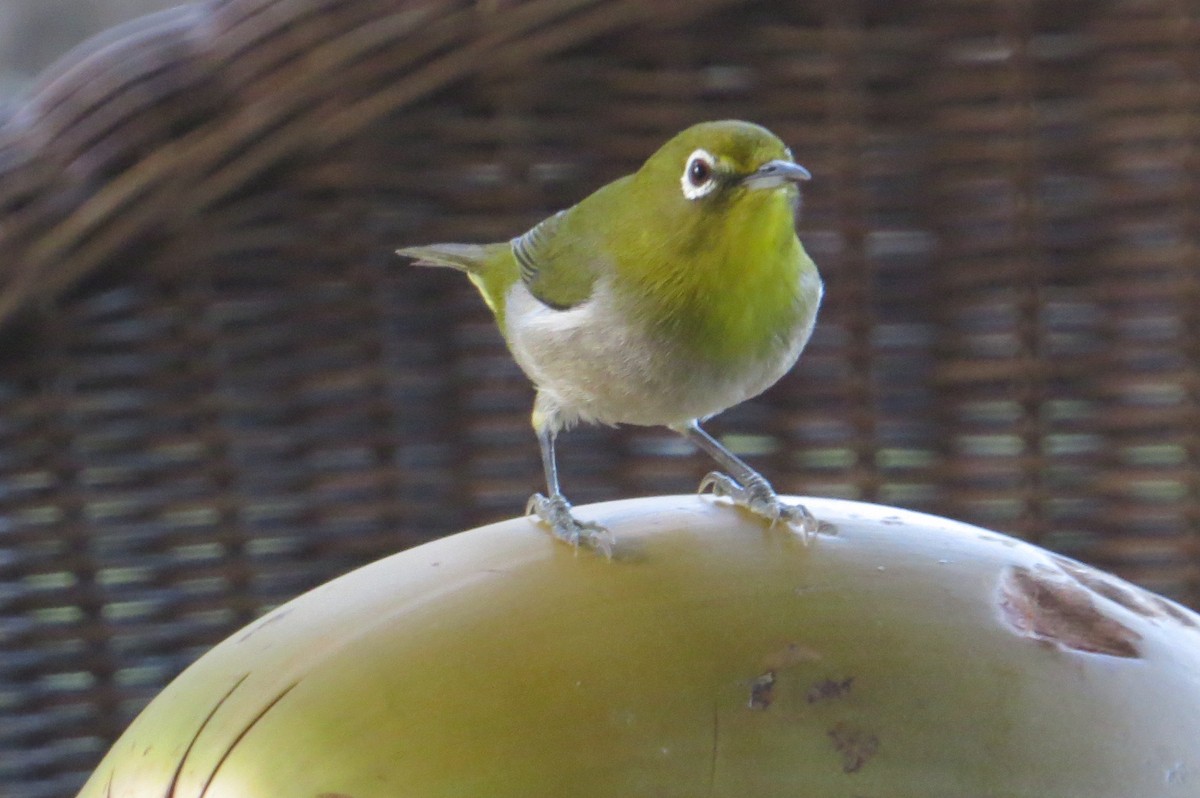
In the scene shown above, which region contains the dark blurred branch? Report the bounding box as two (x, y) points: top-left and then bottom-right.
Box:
(0, 0), (735, 329)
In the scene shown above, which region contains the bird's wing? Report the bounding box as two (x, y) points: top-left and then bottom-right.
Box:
(512, 209), (599, 310)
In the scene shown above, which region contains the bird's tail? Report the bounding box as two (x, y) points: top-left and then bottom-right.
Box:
(398, 242), (516, 322)
(396, 243), (497, 275)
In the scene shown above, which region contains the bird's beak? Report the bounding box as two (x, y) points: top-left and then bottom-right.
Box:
(742, 159), (812, 191)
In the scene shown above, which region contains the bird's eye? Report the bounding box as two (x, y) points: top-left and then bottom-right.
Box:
(680, 149), (718, 200)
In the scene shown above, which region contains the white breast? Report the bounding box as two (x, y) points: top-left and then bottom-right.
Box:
(504, 270), (821, 433)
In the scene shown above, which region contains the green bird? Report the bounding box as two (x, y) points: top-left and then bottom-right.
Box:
(398, 120), (823, 554)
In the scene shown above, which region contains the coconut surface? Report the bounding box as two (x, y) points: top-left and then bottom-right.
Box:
(80, 496), (1200, 798)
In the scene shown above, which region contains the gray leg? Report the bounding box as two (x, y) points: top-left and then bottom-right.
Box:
(525, 402), (612, 556)
(675, 420), (823, 538)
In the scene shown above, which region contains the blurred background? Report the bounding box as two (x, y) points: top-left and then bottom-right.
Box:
(0, 1), (178, 104)
(1, 0), (1198, 795)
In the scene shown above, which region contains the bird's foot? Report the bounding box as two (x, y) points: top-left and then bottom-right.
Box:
(526, 493), (614, 557)
(698, 472), (834, 542)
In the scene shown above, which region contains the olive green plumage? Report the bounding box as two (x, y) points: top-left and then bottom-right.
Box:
(399, 120), (825, 553)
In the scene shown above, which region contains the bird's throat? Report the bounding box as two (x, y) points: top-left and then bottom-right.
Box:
(635, 192), (809, 367)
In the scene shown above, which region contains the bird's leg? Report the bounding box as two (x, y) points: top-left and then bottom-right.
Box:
(526, 415), (613, 557)
(675, 420), (826, 539)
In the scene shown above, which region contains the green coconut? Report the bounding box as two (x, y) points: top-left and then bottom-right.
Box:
(80, 496), (1200, 798)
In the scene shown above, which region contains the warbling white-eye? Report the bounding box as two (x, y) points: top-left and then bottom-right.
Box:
(398, 120), (823, 554)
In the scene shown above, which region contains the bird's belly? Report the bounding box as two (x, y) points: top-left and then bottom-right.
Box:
(503, 282), (814, 430)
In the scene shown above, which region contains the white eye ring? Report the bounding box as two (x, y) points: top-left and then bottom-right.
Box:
(680, 149), (718, 200)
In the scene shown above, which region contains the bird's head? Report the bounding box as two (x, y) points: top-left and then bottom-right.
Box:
(615, 119), (811, 306)
(636, 120), (810, 216)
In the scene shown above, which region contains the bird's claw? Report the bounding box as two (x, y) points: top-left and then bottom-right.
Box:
(526, 493), (614, 557)
(698, 471), (833, 542)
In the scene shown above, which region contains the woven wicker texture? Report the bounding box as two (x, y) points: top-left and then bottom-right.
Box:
(2, 0), (1199, 795)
